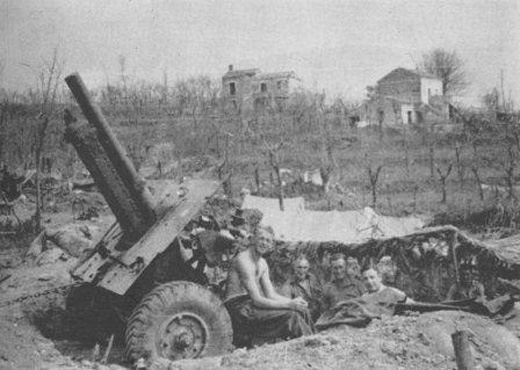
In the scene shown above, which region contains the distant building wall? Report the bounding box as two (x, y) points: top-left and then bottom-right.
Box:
(363, 68), (445, 126)
(222, 66), (296, 110)
(252, 75), (292, 99)
(420, 77), (442, 104)
(376, 68), (421, 104)
(401, 103), (419, 124)
(221, 65), (260, 109)
(361, 98), (402, 126)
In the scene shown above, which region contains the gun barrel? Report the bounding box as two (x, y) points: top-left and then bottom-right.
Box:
(65, 73), (156, 241)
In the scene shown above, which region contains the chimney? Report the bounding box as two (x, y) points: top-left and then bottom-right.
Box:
(228, 64), (233, 72)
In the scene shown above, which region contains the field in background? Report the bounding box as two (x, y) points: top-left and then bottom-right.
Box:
(110, 110), (515, 236)
(1, 86), (518, 238)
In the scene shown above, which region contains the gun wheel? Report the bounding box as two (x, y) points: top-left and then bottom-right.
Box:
(157, 311), (208, 359)
(125, 281), (233, 364)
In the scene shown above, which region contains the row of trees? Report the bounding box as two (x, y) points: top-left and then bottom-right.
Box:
(0, 47), (517, 230)
(0, 48), (65, 230)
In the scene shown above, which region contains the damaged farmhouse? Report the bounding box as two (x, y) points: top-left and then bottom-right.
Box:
(222, 65), (299, 111)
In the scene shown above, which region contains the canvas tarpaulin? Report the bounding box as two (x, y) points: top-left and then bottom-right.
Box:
(241, 195), (424, 243)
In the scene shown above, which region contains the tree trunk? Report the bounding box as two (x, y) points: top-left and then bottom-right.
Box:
(34, 153), (42, 232)
(274, 167), (284, 211)
(454, 143), (464, 190)
(371, 186), (377, 208)
(429, 144), (435, 180)
(367, 165), (383, 209)
(441, 180), (447, 203)
(436, 163), (453, 204)
(254, 167), (260, 194)
(320, 167), (333, 194)
(403, 125), (410, 177)
(34, 116), (50, 233)
(506, 144), (516, 199)
(471, 166), (484, 201)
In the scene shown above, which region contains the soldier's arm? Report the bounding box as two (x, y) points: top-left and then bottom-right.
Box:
(388, 286), (412, 303)
(474, 283), (486, 301)
(236, 255), (299, 310)
(357, 280), (368, 296)
(321, 285), (332, 311)
(446, 284), (458, 301)
(259, 260), (294, 303)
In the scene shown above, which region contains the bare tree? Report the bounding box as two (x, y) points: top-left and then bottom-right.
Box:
(453, 141), (465, 190)
(319, 139), (336, 194)
(436, 162), (453, 203)
(480, 75), (519, 201)
(162, 67), (169, 108)
(0, 59), (5, 91)
(265, 140), (285, 211)
(365, 155), (384, 208)
(504, 143), (517, 200)
(471, 165), (484, 202)
(34, 47), (65, 230)
(419, 48), (468, 96)
(118, 54), (128, 101)
(315, 92), (337, 193)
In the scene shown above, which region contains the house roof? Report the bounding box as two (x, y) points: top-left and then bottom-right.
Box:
(223, 68), (260, 79)
(377, 67), (440, 84)
(253, 71), (296, 81)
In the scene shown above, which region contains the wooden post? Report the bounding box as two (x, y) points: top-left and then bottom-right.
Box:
(451, 330), (475, 370)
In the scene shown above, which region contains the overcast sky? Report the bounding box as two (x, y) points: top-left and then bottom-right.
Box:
(1, 0), (518, 106)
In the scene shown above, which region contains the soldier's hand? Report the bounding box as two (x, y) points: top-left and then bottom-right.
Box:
(290, 297), (308, 312)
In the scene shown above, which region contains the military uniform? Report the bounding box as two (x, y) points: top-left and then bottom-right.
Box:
(322, 276), (367, 310)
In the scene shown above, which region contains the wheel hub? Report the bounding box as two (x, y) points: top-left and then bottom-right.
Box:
(175, 331), (192, 349)
(157, 312), (209, 360)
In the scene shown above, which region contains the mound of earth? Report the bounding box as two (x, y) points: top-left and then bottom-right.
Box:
(0, 257), (128, 370)
(2, 189), (520, 370)
(3, 251), (520, 370)
(149, 311), (520, 370)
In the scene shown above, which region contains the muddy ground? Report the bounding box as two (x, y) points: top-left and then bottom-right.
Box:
(2, 191), (520, 370)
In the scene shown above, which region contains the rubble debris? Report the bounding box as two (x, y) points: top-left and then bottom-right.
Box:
(0, 272), (11, 284)
(26, 223), (101, 260)
(0, 166), (25, 202)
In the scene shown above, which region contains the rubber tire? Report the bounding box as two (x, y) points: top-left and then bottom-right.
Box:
(125, 281), (233, 363)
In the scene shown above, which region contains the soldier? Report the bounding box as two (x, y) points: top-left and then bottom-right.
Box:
(446, 264), (485, 302)
(346, 256), (364, 283)
(376, 255), (398, 286)
(363, 268), (408, 298)
(284, 256), (322, 322)
(224, 226), (315, 343)
(322, 254), (366, 311)
(361, 267), (413, 308)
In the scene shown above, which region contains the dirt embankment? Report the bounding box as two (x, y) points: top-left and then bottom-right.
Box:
(2, 253), (520, 370)
(1, 190), (520, 370)
(155, 311), (520, 370)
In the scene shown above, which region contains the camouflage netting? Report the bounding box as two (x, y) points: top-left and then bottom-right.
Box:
(268, 225), (520, 302)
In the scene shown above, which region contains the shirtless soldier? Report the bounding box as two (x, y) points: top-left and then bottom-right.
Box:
(224, 226), (315, 343)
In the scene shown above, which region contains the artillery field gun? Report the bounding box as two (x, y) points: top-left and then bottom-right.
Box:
(63, 74), (233, 365)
